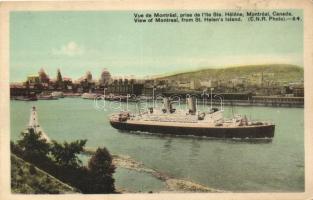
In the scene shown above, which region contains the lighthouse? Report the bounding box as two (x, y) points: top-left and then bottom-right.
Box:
(26, 106), (50, 142)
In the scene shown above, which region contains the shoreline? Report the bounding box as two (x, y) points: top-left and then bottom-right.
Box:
(10, 94), (304, 108)
(84, 148), (225, 193)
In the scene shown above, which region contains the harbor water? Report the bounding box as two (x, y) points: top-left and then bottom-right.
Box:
(10, 98), (304, 192)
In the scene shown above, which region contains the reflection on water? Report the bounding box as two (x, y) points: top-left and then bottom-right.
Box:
(162, 138), (173, 154)
(189, 140), (200, 163)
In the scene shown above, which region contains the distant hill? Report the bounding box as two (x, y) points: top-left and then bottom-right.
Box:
(156, 64), (303, 83)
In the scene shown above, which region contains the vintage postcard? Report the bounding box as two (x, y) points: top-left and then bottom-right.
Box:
(0, 0), (313, 200)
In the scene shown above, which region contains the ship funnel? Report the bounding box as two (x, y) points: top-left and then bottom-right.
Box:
(163, 97), (171, 113)
(187, 97), (196, 115)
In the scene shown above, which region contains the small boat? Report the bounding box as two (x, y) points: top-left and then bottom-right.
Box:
(51, 91), (64, 98)
(82, 92), (99, 99)
(104, 95), (136, 102)
(37, 94), (58, 100)
(63, 93), (82, 98)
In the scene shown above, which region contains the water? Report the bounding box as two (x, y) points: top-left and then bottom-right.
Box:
(114, 168), (165, 193)
(10, 98), (304, 192)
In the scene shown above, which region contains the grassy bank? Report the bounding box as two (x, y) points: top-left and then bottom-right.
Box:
(11, 154), (79, 194)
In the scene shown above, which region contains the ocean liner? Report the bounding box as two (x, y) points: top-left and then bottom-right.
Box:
(109, 97), (275, 138)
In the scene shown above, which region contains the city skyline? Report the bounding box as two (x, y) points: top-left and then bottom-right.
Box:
(10, 10), (303, 82)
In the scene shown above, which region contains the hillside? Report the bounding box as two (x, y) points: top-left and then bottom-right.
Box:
(156, 64), (303, 83)
(11, 154), (79, 194)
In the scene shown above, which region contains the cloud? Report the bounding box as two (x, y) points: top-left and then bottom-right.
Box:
(52, 41), (84, 56)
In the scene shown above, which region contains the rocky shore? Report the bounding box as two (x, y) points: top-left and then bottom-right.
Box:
(84, 147), (224, 193)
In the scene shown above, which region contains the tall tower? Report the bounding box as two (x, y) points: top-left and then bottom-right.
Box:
(57, 68), (63, 82)
(56, 68), (64, 89)
(27, 106), (50, 142)
(38, 68), (50, 83)
(28, 106), (39, 131)
(86, 71), (92, 83)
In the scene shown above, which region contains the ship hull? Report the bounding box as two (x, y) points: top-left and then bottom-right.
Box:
(13, 96), (38, 101)
(110, 120), (275, 138)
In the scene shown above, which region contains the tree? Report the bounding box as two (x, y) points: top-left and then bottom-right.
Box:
(56, 68), (64, 90)
(17, 128), (50, 163)
(85, 147), (116, 193)
(11, 141), (23, 157)
(50, 139), (87, 168)
(56, 69), (63, 82)
(13, 130), (116, 194)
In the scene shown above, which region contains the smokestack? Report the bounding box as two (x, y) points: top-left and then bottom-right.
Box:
(163, 97), (171, 113)
(187, 97), (196, 115)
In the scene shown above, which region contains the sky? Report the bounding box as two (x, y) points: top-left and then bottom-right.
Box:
(10, 10), (303, 82)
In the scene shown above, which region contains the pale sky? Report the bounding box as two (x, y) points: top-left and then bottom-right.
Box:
(10, 10), (303, 82)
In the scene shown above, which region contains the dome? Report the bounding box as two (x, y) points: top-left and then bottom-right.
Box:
(38, 68), (50, 83)
(86, 71), (92, 81)
(99, 68), (111, 85)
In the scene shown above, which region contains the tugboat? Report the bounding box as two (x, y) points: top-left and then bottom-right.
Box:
(109, 97), (275, 139)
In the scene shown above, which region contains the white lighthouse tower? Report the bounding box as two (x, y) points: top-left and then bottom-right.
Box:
(26, 106), (50, 142)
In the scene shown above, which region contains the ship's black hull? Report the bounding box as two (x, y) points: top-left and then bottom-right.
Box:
(110, 121), (275, 138)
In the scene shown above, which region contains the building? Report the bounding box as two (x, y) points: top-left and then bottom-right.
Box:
(99, 68), (111, 86)
(86, 71), (92, 82)
(63, 77), (73, 90)
(251, 96), (304, 107)
(200, 80), (212, 88)
(75, 71), (96, 92)
(27, 75), (40, 85)
(176, 80), (200, 90)
(38, 68), (50, 84)
(10, 83), (27, 96)
(55, 68), (64, 90)
(107, 77), (143, 95)
(292, 85), (304, 97)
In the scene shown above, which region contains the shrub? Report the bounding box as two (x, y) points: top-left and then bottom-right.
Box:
(83, 147), (116, 193)
(50, 140), (87, 168)
(11, 131), (116, 194)
(17, 128), (50, 163)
